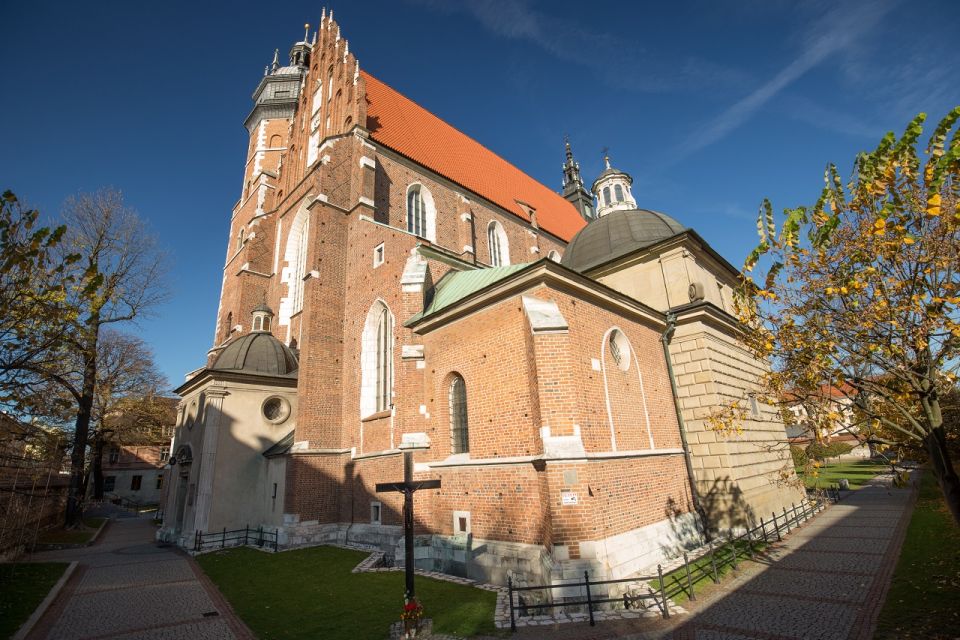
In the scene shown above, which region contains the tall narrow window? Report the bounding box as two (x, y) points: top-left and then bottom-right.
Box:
(407, 186), (425, 237)
(603, 186), (611, 206)
(487, 221), (510, 267)
(236, 228), (244, 252)
(375, 305), (393, 412)
(614, 184), (624, 202)
(449, 375), (469, 454)
(291, 215), (309, 313)
(360, 301), (395, 417)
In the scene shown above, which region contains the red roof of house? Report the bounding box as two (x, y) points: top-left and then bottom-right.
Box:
(362, 72), (586, 243)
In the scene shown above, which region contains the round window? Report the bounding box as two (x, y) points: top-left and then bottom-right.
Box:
(262, 396), (291, 424)
(608, 330), (631, 372)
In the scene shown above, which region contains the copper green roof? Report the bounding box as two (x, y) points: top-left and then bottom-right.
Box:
(405, 263), (531, 326)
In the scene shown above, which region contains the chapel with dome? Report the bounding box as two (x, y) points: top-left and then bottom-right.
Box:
(159, 11), (801, 589)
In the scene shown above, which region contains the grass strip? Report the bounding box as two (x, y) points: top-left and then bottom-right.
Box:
(797, 458), (888, 490)
(0, 562), (69, 638)
(196, 546), (498, 640)
(875, 470), (960, 639)
(650, 539), (769, 604)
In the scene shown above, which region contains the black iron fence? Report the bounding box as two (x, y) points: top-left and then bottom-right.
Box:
(193, 525), (279, 553)
(506, 491), (841, 631)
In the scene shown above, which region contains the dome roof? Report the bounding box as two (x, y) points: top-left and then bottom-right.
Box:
(561, 208), (686, 273)
(212, 332), (298, 377)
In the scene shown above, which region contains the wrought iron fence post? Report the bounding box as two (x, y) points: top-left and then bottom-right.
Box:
(783, 506), (790, 534)
(273, 529), (278, 552)
(791, 502), (797, 528)
(772, 512), (781, 541)
(760, 517), (768, 543)
(584, 571), (595, 626)
(222, 526), (227, 549)
(258, 525), (263, 547)
(747, 528), (755, 559)
(245, 524), (249, 546)
(658, 564), (669, 619)
(684, 552), (695, 600)
(729, 537), (738, 570)
(710, 544), (719, 583)
(508, 576), (516, 632)
(194, 529), (200, 552)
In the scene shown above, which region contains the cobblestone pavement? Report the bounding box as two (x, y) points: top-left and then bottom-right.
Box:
(669, 474), (918, 640)
(23, 517), (253, 640)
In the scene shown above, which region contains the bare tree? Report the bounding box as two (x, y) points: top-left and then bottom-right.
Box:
(52, 189), (169, 526)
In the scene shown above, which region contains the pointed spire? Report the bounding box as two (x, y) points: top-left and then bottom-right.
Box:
(321, 6), (326, 22)
(271, 49), (280, 73)
(329, 9), (334, 26)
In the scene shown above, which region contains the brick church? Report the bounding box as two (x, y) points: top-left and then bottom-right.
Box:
(159, 11), (802, 585)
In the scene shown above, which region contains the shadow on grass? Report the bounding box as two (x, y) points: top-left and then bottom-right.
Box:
(0, 562), (69, 638)
(196, 546), (499, 640)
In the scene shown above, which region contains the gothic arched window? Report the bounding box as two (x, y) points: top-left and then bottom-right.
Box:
(289, 212), (310, 314)
(361, 301), (394, 417)
(603, 186), (611, 206)
(487, 221), (510, 267)
(449, 375), (469, 454)
(407, 185), (426, 237)
(614, 184), (624, 202)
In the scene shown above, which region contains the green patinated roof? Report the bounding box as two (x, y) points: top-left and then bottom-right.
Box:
(406, 263), (532, 326)
(262, 430), (295, 458)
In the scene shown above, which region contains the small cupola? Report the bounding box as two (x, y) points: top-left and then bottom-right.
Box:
(288, 23), (312, 69)
(591, 154), (637, 218)
(251, 303), (274, 333)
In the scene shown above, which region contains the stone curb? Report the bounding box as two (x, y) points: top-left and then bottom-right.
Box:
(12, 560), (78, 640)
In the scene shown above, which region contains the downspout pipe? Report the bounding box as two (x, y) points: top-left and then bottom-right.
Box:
(661, 312), (710, 540)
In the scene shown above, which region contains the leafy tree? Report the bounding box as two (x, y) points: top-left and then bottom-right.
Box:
(736, 108), (960, 524)
(0, 191), (76, 418)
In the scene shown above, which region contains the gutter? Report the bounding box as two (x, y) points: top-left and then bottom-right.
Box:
(661, 312), (710, 539)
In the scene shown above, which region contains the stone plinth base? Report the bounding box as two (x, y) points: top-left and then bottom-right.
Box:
(389, 618), (433, 639)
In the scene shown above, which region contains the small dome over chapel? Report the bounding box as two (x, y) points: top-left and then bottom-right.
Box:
(561, 208), (686, 273)
(212, 332), (298, 377)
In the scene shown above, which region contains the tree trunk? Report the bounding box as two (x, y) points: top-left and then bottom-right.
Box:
(65, 332), (98, 527)
(92, 438), (105, 500)
(923, 427), (960, 526)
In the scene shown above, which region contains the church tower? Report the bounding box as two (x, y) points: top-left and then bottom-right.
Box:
(211, 29), (312, 354)
(591, 154), (637, 217)
(561, 140), (595, 221)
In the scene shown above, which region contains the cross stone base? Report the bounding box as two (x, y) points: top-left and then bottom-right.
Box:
(389, 618), (433, 639)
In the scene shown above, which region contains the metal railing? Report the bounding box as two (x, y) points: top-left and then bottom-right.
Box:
(508, 567), (670, 630)
(506, 491), (841, 631)
(193, 525), (279, 553)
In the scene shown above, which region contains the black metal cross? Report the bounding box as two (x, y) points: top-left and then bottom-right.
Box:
(375, 449), (440, 599)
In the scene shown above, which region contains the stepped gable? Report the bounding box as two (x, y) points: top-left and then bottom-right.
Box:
(361, 71), (586, 243)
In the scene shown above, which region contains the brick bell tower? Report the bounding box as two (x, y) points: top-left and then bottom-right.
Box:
(210, 27), (312, 359)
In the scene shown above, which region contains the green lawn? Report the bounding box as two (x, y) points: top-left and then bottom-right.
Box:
(797, 458), (888, 490)
(36, 517), (107, 545)
(875, 471), (960, 639)
(0, 562), (69, 638)
(196, 546), (499, 640)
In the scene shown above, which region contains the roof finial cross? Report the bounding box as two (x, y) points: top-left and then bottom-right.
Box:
(602, 147), (611, 169)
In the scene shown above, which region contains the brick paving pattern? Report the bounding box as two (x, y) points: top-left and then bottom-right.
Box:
(23, 515), (253, 640)
(669, 473), (918, 640)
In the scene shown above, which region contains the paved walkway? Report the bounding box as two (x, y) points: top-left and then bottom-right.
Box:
(669, 474), (918, 640)
(489, 473), (918, 640)
(23, 515), (252, 640)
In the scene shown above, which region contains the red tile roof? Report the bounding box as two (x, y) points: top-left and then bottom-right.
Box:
(362, 72), (586, 243)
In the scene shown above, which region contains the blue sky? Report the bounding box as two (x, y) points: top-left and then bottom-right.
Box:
(2, 0), (958, 389)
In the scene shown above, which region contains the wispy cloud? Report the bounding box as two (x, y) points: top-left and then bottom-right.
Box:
(668, 0), (898, 164)
(408, 0), (749, 94)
